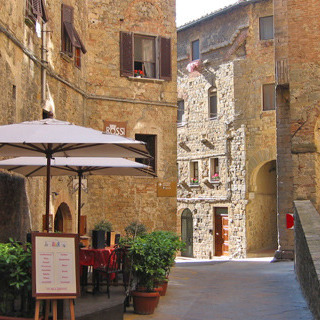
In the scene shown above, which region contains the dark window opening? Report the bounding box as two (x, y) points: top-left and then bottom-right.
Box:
(135, 134), (157, 172)
(177, 100), (185, 124)
(259, 16), (274, 40)
(209, 89), (217, 118)
(192, 39), (200, 61)
(263, 83), (275, 111)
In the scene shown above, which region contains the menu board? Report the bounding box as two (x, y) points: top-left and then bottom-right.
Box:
(32, 233), (80, 297)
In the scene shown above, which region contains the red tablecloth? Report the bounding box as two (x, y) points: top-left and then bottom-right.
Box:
(80, 248), (113, 269)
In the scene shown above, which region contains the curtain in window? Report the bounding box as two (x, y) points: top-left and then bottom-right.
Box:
(142, 38), (155, 78)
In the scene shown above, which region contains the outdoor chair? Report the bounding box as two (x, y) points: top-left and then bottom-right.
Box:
(95, 247), (128, 298)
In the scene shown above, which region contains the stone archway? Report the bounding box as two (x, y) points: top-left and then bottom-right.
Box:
(54, 202), (72, 233)
(247, 160), (277, 254)
(181, 208), (193, 257)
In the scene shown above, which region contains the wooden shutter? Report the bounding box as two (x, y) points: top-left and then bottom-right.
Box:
(159, 37), (172, 81)
(120, 32), (133, 77)
(31, 0), (42, 18)
(80, 215), (87, 236)
(40, 0), (48, 23)
(74, 28), (87, 53)
(62, 4), (73, 24)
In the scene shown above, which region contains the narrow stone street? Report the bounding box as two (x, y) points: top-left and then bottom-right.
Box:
(124, 258), (313, 320)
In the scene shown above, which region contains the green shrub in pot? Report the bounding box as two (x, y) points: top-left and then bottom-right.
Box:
(128, 231), (184, 291)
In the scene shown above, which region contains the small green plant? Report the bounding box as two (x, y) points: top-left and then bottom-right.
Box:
(94, 220), (113, 232)
(0, 239), (33, 317)
(124, 221), (147, 239)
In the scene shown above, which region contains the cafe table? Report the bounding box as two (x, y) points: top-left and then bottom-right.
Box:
(79, 247), (115, 292)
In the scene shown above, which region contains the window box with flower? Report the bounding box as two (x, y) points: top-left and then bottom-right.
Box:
(134, 69), (145, 78)
(210, 173), (220, 183)
(190, 178), (200, 186)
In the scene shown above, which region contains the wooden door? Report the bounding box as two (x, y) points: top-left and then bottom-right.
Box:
(215, 208), (229, 256)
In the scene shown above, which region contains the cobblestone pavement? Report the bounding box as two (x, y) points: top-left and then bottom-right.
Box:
(124, 257), (313, 320)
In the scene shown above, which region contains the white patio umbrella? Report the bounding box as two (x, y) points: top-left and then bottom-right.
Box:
(0, 157), (156, 235)
(0, 119), (151, 231)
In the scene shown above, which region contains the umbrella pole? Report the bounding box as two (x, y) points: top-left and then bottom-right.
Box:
(45, 153), (51, 232)
(78, 173), (82, 236)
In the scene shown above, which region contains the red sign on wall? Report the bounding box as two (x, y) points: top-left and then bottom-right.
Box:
(286, 213), (294, 229)
(103, 121), (127, 136)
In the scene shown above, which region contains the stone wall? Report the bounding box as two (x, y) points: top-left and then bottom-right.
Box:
(0, 0), (177, 238)
(294, 200), (320, 320)
(0, 172), (31, 242)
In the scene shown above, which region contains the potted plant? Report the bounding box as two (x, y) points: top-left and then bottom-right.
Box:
(150, 231), (185, 296)
(134, 69), (144, 78)
(124, 221), (147, 239)
(128, 231), (184, 314)
(0, 239), (33, 319)
(92, 220), (112, 248)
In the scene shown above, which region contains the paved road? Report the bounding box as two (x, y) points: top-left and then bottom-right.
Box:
(124, 258), (313, 320)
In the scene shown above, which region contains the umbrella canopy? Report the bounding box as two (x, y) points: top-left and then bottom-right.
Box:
(0, 157), (156, 234)
(0, 118), (151, 231)
(0, 118), (149, 158)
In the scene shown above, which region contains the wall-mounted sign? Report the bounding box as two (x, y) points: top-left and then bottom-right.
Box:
(32, 233), (80, 297)
(157, 182), (177, 197)
(103, 121), (127, 136)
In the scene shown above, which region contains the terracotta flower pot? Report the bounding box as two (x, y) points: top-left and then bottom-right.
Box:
(153, 287), (163, 306)
(132, 291), (160, 315)
(159, 280), (168, 296)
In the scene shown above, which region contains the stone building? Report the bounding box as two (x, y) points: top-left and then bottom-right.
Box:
(177, 0), (277, 259)
(273, 0), (320, 260)
(0, 0), (177, 242)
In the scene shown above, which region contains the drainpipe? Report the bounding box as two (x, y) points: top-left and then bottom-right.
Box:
(41, 20), (47, 111)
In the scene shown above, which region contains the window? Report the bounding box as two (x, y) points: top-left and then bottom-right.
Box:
(190, 161), (199, 185)
(192, 40), (200, 61)
(75, 47), (81, 68)
(135, 134), (157, 172)
(61, 4), (86, 62)
(210, 158), (220, 181)
(25, 0), (47, 24)
(263, 83), (275, 111)
(134, 35), (156, 78)
(259, 16), (274, 40)
(177, 100), (185, 124)
(209, 88), (217, 119)
(120, 32), (172, 80)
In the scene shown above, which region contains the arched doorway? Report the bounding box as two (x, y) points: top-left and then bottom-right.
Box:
(247, 160), (277, 254)
(54, 203), (73, 233)
(181, 209), (193, 257)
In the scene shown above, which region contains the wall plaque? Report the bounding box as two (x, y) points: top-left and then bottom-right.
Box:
(32, 232), (80, 297)
(157, 181), (177, 197)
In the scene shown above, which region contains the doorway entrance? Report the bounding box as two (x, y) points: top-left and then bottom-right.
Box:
(215, 207), (229, 256)
(181, 208), (193, 257)
(54, 203), (72, 233)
